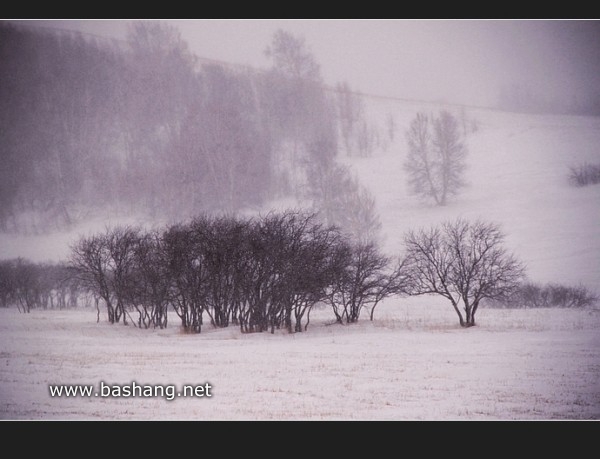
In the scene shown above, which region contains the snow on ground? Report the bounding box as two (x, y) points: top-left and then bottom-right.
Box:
(1, 99), (600, 420)
(1, 302), (599, 420)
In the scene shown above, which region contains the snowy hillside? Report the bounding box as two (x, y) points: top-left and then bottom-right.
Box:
(341, 98), (600, 292)
(2, 98), (599, 294)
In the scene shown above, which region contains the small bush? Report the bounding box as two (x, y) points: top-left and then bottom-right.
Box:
(483, 282), (599, 309)
(568, 163), (600, 187)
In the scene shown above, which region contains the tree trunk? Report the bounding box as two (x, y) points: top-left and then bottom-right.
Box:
(462, 307), (476, 327)
(450, 298), (465, 327)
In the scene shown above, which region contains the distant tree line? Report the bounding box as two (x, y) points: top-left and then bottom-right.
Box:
(0, 258), (89, 312)
(568, 163), (600, 187)
(0, 23), (353, 232)
(482, 282), (599, 309)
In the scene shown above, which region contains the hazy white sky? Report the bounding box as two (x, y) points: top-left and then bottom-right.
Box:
(18, 19), (600, 108)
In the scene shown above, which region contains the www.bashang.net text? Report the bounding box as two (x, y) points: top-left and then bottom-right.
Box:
(48, 381), (212, 402)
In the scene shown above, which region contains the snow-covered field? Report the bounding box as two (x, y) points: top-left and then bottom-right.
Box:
(1, 300), (599, 420)
(1, 99), (600, 420)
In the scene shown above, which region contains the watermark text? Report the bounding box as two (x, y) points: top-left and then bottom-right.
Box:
(49, 381), (212, 401)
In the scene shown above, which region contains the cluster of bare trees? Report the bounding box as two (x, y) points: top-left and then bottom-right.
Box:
(0, 258), (87, 312)
(69, 214), (531, 331)
(483, 282), (598, 309)
(8, 214), (572, 329)
(69, 211), (404, 333)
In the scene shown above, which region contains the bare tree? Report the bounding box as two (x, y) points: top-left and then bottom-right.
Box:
(69, 233), (115, 323)
(386, 113), (396, 143)
(265, 29), (321, 82)
(128, 230), (171, 329)
(335, 81), (365, 156)
(339, 183), (382, 245)
(201, 215), (250, 328)
(568, 162), (600, 187)
(264, 29), (337, 196)
(404, 113), (436, 203)
(104, 226), (142, 326)
(306, 162), (382, 244)
(404, 219), (525, 327)
(284, 213), (347, 332)
(0, 260), (16, 308)
(162, 220), (210, 333)
(326, 242), (409, 324)
(69, 226), (144, 325)
(404, 111), (467, 206)
(11, 258), (41, 313)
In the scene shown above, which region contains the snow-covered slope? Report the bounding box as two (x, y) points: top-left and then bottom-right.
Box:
(343, 99), (600, 291)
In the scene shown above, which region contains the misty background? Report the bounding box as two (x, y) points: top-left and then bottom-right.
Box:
(1, 19), (599, 235)
(14, 19), (600, 108)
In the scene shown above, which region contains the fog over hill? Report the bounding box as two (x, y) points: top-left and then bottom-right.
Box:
(19, 19), (600, 109)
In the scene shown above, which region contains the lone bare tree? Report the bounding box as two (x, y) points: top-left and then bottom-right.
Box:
(335, 81), (365, 156)
(404, 110), (467, 206)
(404, 219), (525, 327)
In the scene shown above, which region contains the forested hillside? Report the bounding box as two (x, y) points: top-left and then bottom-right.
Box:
(0, 23), (354, 232)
